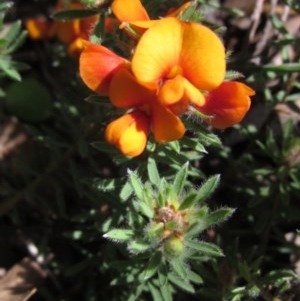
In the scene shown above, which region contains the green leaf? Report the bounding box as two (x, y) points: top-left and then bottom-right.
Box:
(197, 174), (220, 202)
(173, 162), (189, 196)
(179, 191), (201, 210)
(137, 201), (153, 218)
(3, 25), (27, 54)
(198, 131), (222, 147)
(160, 282), (172, 301)
(144, 252), (162, 280)
(170, 259), (188, 280)
(262, 63), (300, 73)
(147, 157), (160, 186)
(148, 283), (163, 301)
(103, 229), (134, 242)
(187, 270), (203, 284)
(128, 240), (150, 254)
(52, 9), (99, 21)
(128, 169), (144, 201)
(188, 207), (235, 236)
(120, 181), (133, 201)
(158, 263), (168, 287)
(185, 240), (224, 257)
(0, 2), (13, 13)
(168, 273), (195, 293)
(0, 58), (21, 81)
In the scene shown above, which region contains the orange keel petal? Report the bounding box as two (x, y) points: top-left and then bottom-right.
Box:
(151, 103), (185, 143)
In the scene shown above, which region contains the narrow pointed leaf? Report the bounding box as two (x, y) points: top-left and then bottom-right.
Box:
(178, 191), (200, 210)
(147, 157), (160, 186)
(103, 229), (134, 242)
(171, 259), (188, 280)
(186, 240), (224, 257)
(144, 252), (162, 280)
(188, 207), (235, 236)
(148, 283), (163, 301)
(197, 174), (220, 203)
(168, 273), (195, 293)
(160, 282), (172, 301)
(128, 169), (144, 201)
(128, 240), (150, 254)
(173, 162), (189, 196)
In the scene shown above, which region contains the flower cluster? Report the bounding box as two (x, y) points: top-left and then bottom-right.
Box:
(25, 0), (98, 56)
(80, 0), (255, 156)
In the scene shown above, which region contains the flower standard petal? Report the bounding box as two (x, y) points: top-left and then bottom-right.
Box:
(151, 103), (185, 143)
(180, 21), (226, 90)
(109, 68), (155, 109)
(79, 41), (128, 95)
(199, 81), (255, 129)
(132, 17), (226, 92)
(112, 0), (150, 23)
(132, 18), (182, 85)
(105, 111), (150, 157)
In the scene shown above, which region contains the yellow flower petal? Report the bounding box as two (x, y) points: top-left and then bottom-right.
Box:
(105, 111), (150, 157)
(112, 0), (149, 23)
(132, 18), (182, 85)
(158, 75), (185, 106)
(183, 78), (205, 107)
(132, 17), (226, 91)
(180, 21), (226, 90)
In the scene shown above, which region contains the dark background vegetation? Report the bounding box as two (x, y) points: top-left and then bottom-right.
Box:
(0, 0), (300, 300)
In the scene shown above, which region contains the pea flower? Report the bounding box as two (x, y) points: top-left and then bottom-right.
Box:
(132, 17), (226, 108)
(80, 17), (255, 157)
(111, 0), (191, 34)
(80, 42), (185, 156)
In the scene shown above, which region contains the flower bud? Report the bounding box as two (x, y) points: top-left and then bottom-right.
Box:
(163, 235), (184, 258)
(146, 222), (164, 240)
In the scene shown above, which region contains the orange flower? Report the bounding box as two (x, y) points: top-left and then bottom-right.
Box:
(25, 1), (98, 56)
(105, 110), (150, 157)
(132, 17), (226, 109)
(198, 82), (255, 129)
(54, 2), (98, 55)
(109, 68), (185, 143)
(25, 17), (56, 39)
(111, 0), (191, 34)
(79, 42), (185, 155)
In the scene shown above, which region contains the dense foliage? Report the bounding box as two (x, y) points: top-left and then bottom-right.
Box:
(0, 0), (299, 300)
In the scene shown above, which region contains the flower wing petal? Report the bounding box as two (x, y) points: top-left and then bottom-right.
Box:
(200, 81), (255, 128)
(79, 41), (128, 95)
